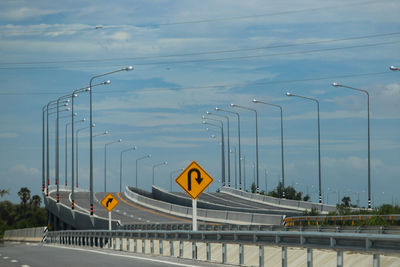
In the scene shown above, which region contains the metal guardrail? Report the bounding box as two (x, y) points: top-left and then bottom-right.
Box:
(46, 229), (400, 267)
(47, 229), (400, 254)
(120, 223), (400, 235)
(284, 215), (400, 226)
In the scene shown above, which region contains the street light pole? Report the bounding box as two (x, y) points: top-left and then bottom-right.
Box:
(76, 124), (95, 189)
(253, 99), (285, 193)
(230, 146), (237, 189)
(120, 146), (136, 192)
(203, 120), (224, 187)
(286, 92), (322, 204)
(64, 115), (80, 186)
(202, 116), (225, 186)
(332, 82), (372, 209)
(71, 81), (109, 209)
(136, 154), (151, 188)
(152, 162), (168, 187)
(104, 139), (122, 192)
(216, 107), (243, 190)
(207, 111), (231, 187)
(231, 104), (260, 193)
(390, 65), (400, 71)
(170, 168), (184, 192)
(89, 66), (133, 215)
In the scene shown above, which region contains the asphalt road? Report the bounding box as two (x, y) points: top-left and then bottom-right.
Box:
(0, 242), (232, 267)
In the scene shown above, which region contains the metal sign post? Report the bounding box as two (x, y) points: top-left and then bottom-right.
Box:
(192, 199), (197, 231)
(175, 161), (213, 231)
(108, 211), (112, 231)
(101, 193), (119, 231)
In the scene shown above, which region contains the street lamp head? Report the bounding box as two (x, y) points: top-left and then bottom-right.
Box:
(118, 139), (122, 142)
(92, 123), (96, 127)
(73, 94), (78, 98)
(85, 88), (91, 92)
(286, 92), (292, 96)
(164, 161), (168, 165)
(206, 111), (211, 115)
(215, 107), (220, 111)
(390, 65), (399, 71)
(73, 112), (78, 116)
(81, 118), (86, 122)
(332, 82), (341, 87)
(132, 146), (137, 150)
(252, 99), (259, 103)
(201, 116), (206, 119)
(104, 131), (109, 135)
(104, 80), (111, 85)
(125, 66), (134, 71)
(66, 107), (71, 111)
(66, 99), (70, 103)
(63, 103), (68, 107)
(202, 120), (206, 124)
(230, 103), (236, 107)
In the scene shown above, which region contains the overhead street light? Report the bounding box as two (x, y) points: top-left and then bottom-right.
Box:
(89, 66), (133, 215)
(253, 98), (286, 196)
(286, 92), (322, 204)
(136, 154), (151, 188)
(203, 120), (225, 187)
(152, 161), (168, 187)
(389, 65), (399, 71)
(71, 81), (109, 209)
(207, 111), (231, 187)
(76, 124), (95, 190)
(120, 146), (137, 192)
(332, 82), (372, 209)
(231, 103), (260, 193)
(65, 117), (84, 186)
(170, 168), (184, 192)
(215, 107), (243, 190)
(104, 139), (123, 192)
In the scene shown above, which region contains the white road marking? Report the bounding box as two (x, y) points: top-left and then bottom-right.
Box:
(21, 265), (30, 267)
(44, 245), (199, 267)
(3, 257), (9, 259)
(11, 259), (18, 262)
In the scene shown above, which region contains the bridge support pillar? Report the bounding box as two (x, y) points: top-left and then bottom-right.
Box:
(307, 248), (313, 267)
(373, 254), (380, 267)
(150, 239), (154, 254)
(206, 242), (211, 261)
(337, 251), (343, 267)
(282, 246), (287, 267)
(179, 240), (183, 258)
(192, 242), (197, 259)
(159, 240), (163, 255)
(259, 245), (264, 267)
(134, 239), (137, 253)
(239, 244), (244, 265)
(169, 241), (174, 257)
(120, 238), (123, 251)
(222, 243), (226, 263)
(142, 239), (145, 254)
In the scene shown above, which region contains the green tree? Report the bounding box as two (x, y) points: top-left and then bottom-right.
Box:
(251, 182), (257, 193)
(342, 196), (351, 207)
(30, 195), (41, 209)
(17, 187), (31, 206)
(0, 189), (9, 198)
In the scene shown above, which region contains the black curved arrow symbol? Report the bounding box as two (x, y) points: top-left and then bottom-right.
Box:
(106, 198), (113, 207)
(188, 168), (203, 191)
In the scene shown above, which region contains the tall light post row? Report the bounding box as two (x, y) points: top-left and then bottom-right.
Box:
(65, 116), (83, 186)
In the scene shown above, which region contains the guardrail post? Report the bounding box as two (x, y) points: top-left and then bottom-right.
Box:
(337, 251), (343, 267)
(113, 237), (116, 250)
(192, 242), (197, 259)
(127, 238), (130, 251)
(142, 239), (145, 254)
(179, 240), (183, 258)
(222, 243), (227, 264)
(282, 246), (287, 267)
(134, 239), (137, 253)
(259, 245), (264, 267)
(239, 243), (244, 265)
(120, 237), (123, 251)
(206, 242), (211, 261)
(151, 239), (154, 254)
(307, 248), (313, 267)
(159, 240), (163, 255)
(373, 254), (380, 267)
(170, 240), (174, 257)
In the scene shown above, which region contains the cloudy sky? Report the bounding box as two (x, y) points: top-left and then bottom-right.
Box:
(0, 0), (399, 207)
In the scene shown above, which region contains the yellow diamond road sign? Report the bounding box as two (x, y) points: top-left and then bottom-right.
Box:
(175, 161), (214, 199)
(101, 193), (119, 212)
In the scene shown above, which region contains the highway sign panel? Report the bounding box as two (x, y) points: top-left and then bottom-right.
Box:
(175, 161), (214, 199)
(101, 193), (119, 212)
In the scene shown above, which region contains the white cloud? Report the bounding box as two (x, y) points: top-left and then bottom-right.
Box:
(8, 164), (40, 176)
(0, 7), (63, 21)
(0, 132), (19, 138)
(323, 156), (383, 170)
